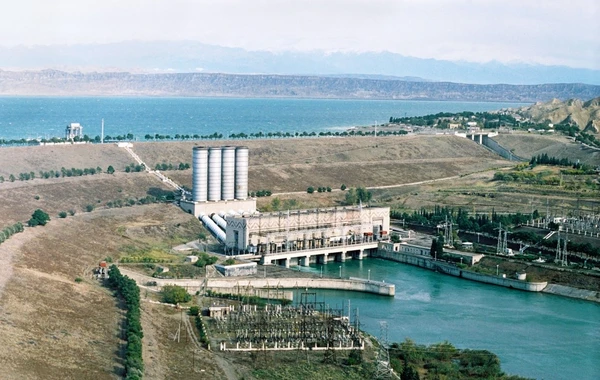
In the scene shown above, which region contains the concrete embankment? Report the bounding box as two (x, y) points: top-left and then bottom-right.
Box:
(372, 250), (547, 292)
(119, 268), (395, 297)
(542, 284), (600, 303)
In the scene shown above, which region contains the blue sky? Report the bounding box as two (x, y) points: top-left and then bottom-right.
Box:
(1, 0), (598, 69)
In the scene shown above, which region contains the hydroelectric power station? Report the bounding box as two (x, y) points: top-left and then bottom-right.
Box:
(180, 146), (391, 266)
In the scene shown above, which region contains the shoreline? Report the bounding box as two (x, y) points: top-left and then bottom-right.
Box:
(371, 250), (600, 303)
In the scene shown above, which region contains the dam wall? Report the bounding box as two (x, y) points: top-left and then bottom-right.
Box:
(373, 250), (547, 292)
(119, 268), (394, 297)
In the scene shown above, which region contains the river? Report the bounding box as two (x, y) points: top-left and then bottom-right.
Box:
(296, 259), (600, 380)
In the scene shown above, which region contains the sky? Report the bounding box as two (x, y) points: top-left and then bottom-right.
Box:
(1, 0), (599, 69)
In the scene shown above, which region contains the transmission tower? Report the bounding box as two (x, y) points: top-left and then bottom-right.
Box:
(375, 322), (399, 380)
(555, 230), (569, 266)
(496, 223), (507, 255)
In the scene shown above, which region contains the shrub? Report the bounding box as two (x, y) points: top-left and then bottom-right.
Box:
(85, 204), (94, 212)
(161, 285), (192, 304)
(68, 209), (76, 216)
(74, 277), (83, 283)
(341, 184), (347, 191)
(58, 211), (68, 218)
(189, 305), (200, 316)
(307, 186), (315, 194)
(28, 209), (50, 227)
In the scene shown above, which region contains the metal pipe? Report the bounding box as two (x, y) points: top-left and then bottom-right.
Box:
(200, 214), (226, 242)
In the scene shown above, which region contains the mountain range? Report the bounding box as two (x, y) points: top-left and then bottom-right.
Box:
(1, 41), (599, 85)
(1, 69), (599, 102)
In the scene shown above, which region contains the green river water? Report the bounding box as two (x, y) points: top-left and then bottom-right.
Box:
(296, 259), (600, 380)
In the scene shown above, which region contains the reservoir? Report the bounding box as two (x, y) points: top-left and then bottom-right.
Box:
(298, 259), (600, 380)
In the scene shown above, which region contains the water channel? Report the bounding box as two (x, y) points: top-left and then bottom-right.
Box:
(296, 259), (600, 380)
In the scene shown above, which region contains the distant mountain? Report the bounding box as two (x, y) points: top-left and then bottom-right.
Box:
(1, 70), (599, 102)
(0, 41), (599, 85)
(514, 97), (600, 133)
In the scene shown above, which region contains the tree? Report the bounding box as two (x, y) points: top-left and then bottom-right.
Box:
(28, 209), (50, 227)
(107, 165), (115, 174)
(345, 188), (357, 205)
(58, 211), (68, 218)
(161, 285), (192, 304)
(307, 186), (315, 194)
(85, 204), (95, 212)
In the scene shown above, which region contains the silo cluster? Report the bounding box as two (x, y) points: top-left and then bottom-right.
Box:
(192, 146), (249, 202)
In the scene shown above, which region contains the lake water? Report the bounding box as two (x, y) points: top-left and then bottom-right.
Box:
(297, 259), (600, 380)
(0, 97), (525, 140)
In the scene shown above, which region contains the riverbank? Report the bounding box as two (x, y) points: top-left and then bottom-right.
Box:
(372, 249), (547, 292)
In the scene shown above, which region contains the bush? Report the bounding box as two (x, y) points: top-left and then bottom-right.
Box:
(189, 305), (200, 316)
(74, 277), (83, 283)
(58, 211), (68, 218)
(341, 184), (347, 191)
(307, 186), (315, 194)
(85, 204), (94, 212)
(68, 209), (76, 216)
(161, 285), (192, 304)
(28, 209), (50, 227)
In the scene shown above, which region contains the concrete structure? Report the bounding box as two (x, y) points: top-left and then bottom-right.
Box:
(181, 145), (256, 217)
(215, 262), (258, 277)
(224, 206), (390, 266)
(373, 248), (547, 292)
(119, 268), (395, 297)
(378, 241), (484, 265)
(185, 255), (199, 263)
(65, 122), (83, 140)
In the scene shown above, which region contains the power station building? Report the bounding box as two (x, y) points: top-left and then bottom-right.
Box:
(181, 145), (390, 266)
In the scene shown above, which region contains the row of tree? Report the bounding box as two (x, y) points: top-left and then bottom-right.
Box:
(154, 162), (190, 171)
(0, 222), (24, 245)
(344, 187), (372, 205)
(107, 265), (144, 379)
(0, 166), (118, 183)
(307, 186), (332, 194)
(392, 207), (533, 235)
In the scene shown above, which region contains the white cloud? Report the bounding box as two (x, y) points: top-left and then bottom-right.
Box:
(0, 0), (598, 69)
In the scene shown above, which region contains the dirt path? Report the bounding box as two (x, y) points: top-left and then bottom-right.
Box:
(273, 174), (462, 196)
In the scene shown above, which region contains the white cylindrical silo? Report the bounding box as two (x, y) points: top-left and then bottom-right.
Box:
(221, 146), (236, 201)
(235, 146), (249, 200)
(208, 147), (222, 201)
(192, 147), (208, 202)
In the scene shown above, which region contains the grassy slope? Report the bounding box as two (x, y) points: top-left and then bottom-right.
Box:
(493, 133), (600, 165)
(0, 205), (207, 379)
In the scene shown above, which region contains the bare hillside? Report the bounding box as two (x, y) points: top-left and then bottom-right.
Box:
(493, 133), (600, 165)
(132, 135), (507, 192)
(514, 97), (600, 132)
(0, 143), (133, 178)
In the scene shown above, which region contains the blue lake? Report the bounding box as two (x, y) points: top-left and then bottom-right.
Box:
(0, 97), (525, 140)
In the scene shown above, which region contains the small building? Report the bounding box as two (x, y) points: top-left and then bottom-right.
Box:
(208, 305), (232, 318)
(185, 255), (199, 264)
(65, 123), (83, 140)
(215, 262), (257, 277)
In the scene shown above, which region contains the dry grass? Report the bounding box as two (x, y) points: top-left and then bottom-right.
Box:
(493, 133), (600, 165)
(0, 143), (134, 178)
(0, 172), (172, 229)
(0, 205), (206, 379)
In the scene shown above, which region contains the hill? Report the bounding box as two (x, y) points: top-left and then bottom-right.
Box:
(1, 70), (600, 102)
(2, 41), (599, 85)
(513, 97), (600, 132)
(492, 133), (600, 165)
